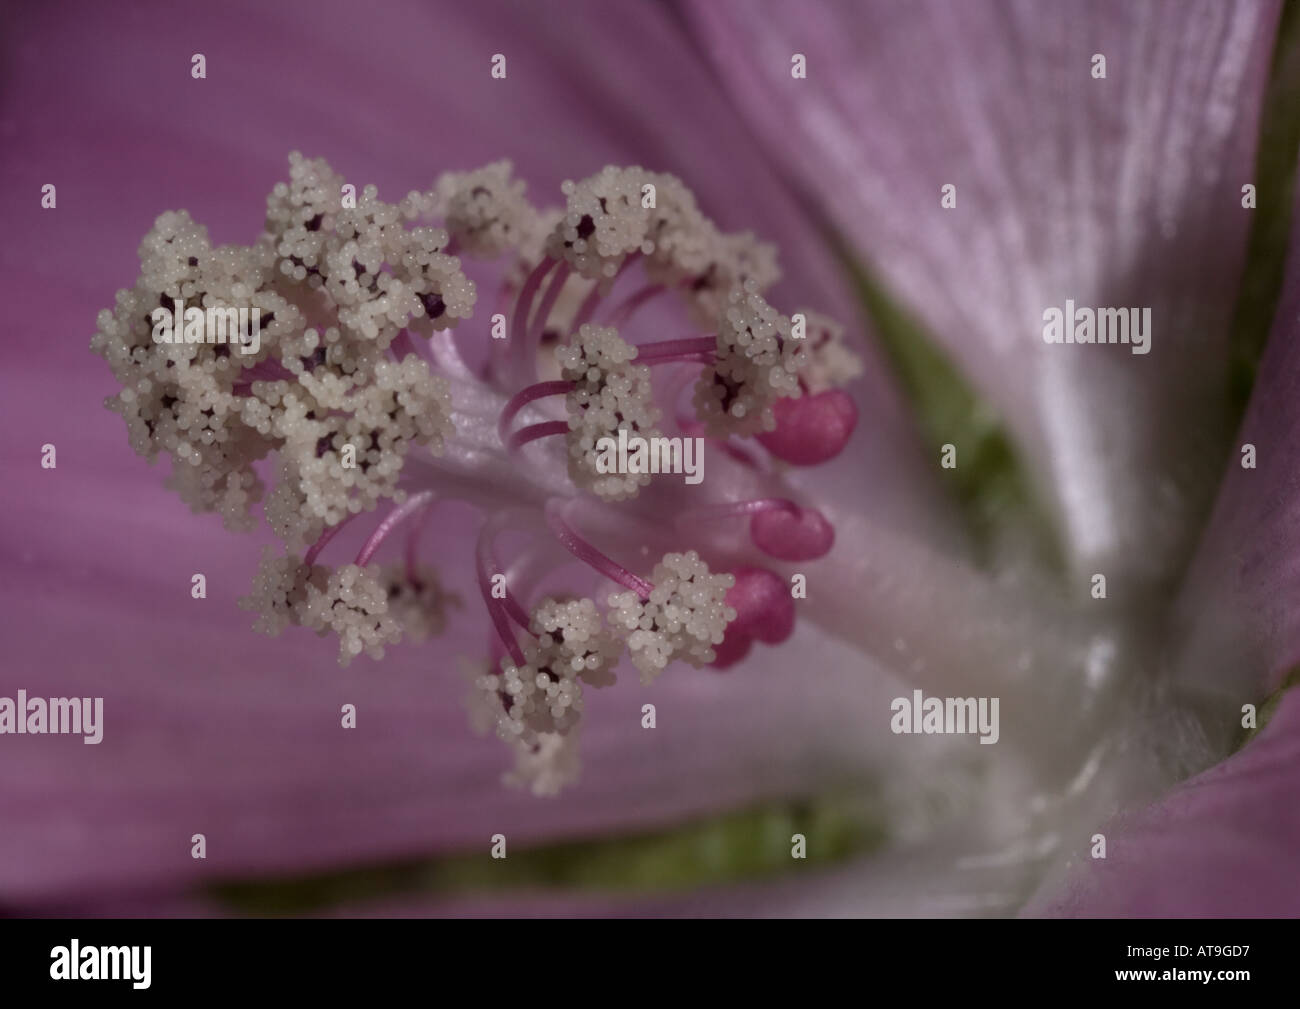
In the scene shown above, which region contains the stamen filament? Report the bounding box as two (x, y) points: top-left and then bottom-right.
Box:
(528, 260), (572, 346)
(497, 380), (574, 447)
(606, 283), (666, 328)
(303, 513), (359, 566)
(509, 256), (558, 380)
(678, 498), (799, 526)
(544, 499), (654, 599)
(677, 418), (765, 469)
(507, 420), (569, 453)
(355, 491), (436, 567)
(634, 335), (717, 360)
(571, 251), (641, 331)
(390, 329), (422, 363)
(640, 351), (714, 367)
(404, 499), (432, 582)
(475, 517), (528, 666)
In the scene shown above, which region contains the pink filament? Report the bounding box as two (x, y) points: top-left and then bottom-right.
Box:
(512, 257), (556, 338)
(475, 522), (527, 667)
(544, 500), (654, 599)
(606, 283), (666, 328)
(571, 252), (641, 331)
(506, 258), (559, 384)
(678, 418), (764, 469)
(641, 352), (714, 367)
(354, 491), (436, 567)
(497, 380), (573, 448)
(634, 335), (717, 361)
(680, 498), (800, 525)
(303, 512), (359, 566)
(390, 329), (422, 363)
(528, 260), (572, 346)
(507, 420), (569, 453)
(510, 257), (558, 366)
(404, 500), (432, 582)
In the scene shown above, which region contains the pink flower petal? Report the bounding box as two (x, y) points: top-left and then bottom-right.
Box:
(685, 0), (1279, 583)
(1172, 202), (1300, 698)
(1024, 691), (1300, 917)
(0, 0), (939, 907)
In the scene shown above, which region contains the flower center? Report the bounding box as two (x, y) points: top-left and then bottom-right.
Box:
(90, 154), (863, 795)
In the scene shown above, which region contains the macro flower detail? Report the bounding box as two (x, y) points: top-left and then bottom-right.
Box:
(91, 152), (863, 794)
(555, 324), (662, 501)
(607, 551), (737, 682)
(436, 159), (538, 259)
(694, 283), (805, 437)
(9, 0), (1300, 926)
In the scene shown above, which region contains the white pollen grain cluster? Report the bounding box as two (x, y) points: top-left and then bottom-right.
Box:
(436, 159), (537, 258)
(239, 550), (419, 665)
(546, 165), (653, 279)
(265, 354), (453, 547)
(93, 153), (467, 657)
(239, 548), (327, 637)
(559, 325), (662, 501)
(471, 596), (621, 796)
(607, 551), (737, 683)
(638, 174), (781, 328)
(529, 597), (624, 687)
(378, 562), (461, 643)
(695, 283), (807, 437)
(796, 308), (865, 393)
(301, 563), (402, 666)
(640, 171), (714, 288)
(504, 730), (581, 797)
(686, 231), (782, 327)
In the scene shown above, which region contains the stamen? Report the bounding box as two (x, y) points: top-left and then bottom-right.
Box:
(390, 329), (422, 362)
(508, 420), (569, 453)
(354, 490), (436, 566)
(475, 516), (528, 666)
(677, 417), (766, 469)
(634, 335), (717, 361)
(404, 498), (431, 582)
(529, 260), (572, 346)
(303, 513), (358, 566)
(639, 352), (714, 367)
(571, 251), (641, 331)
(474, 513), (533, 631)
(544, 499), (654, 598)
(497, 380), (574, 448)
(606, 549), (737, 682)
(508, 260), (573, 383)
(510, 256), (558, 365)
(606, 282), (665, 328)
